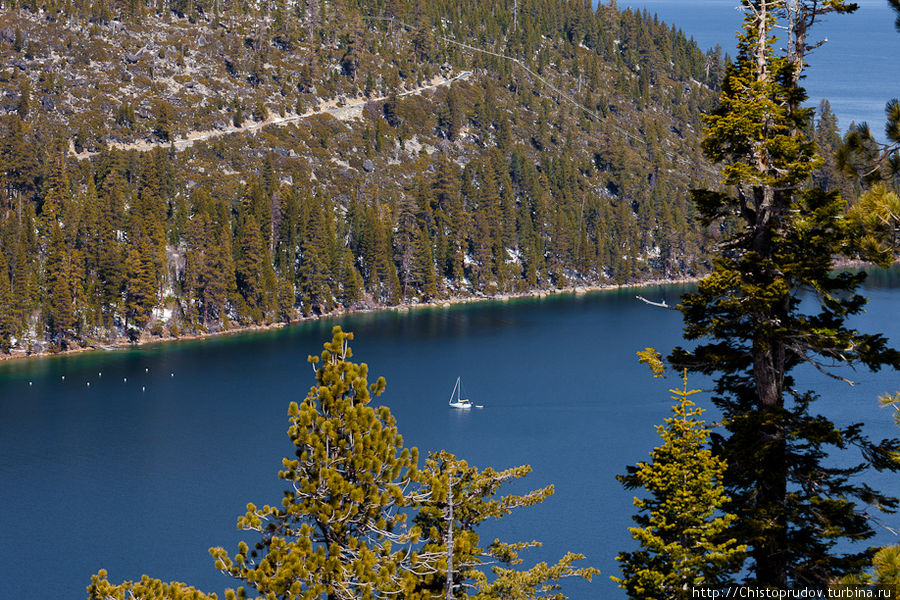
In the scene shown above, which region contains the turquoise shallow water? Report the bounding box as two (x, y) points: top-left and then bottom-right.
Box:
(1, 273), (898, 598)
(616, 0), (900, 139)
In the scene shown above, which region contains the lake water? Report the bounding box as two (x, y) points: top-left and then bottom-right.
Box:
(616, 0), (900, 138)
(1, 274), (898, 598)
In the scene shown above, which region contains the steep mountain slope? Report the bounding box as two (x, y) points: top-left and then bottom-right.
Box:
(0, 0), (724, 354)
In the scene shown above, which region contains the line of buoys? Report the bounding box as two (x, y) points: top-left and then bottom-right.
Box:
(31, 367), (171, 390)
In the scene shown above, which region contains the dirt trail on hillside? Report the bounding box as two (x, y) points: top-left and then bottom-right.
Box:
(71, 71), (472, 159)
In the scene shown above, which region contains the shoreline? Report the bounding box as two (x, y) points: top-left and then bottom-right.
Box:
(0, 276), (699, 364)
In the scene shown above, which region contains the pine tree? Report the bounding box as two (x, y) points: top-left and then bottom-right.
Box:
(872, 546), (900, 595)
(211, 213), (237, 327)
(183, 209), (215, 327)
(614, 364), (745, 599)
(39, 153), (70, 240)
(275, 187), (300, 281)
(847, 185), (900, 261)
(379, 216), (402, 305)
(11, 213), (38, 332)
(438, 85), (463, 141)
(87, 571), (216, 600)
(433, 156), (464, 282)
(124, 233), (158, 331)
(409, 451), (598, 599)
(96, 169), (126, 327)
(470, 160), (500, 290)
(209, 327), (417, 598)
(234, 211), (266, 322)
(396, 193), (421, 300)
(672, 0), (900, 588)
(0, 249), (13, 352)
(338, 246), (363, 307)
(16, 77), (30, 120)
(298, 195), (333, 314)
(0, 116), (39, 200)
(360, 204), (401, 304)
(414, 225), (437, 298)
(810, 100), (843, 191)
(275, 275), (295, 321)
(134, 151), (169, 308)
(92, 329), (598, 598)
(45, 222), (76, 348)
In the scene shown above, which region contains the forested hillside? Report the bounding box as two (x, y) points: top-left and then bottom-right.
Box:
(0, 0), (726, 354)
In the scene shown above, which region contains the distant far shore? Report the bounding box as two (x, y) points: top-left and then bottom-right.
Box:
(6, 259), (898, 364)
(0, 276), (700, 364)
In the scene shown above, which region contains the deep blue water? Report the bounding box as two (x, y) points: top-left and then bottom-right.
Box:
(616, 0), (900, 139)
(1, 275), (898, 599)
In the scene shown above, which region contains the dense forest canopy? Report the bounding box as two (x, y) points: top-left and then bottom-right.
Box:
(0, 0), (729, 354)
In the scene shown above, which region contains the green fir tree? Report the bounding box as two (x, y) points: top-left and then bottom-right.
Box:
(209, 327), (417, 598)
(672, 0), (900, 587)
(614, 362), (745, 599)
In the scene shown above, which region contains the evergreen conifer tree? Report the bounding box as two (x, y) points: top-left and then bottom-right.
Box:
(11, 214), (38, 330)
(212, 214), (238, 326)
(395, 193), (421, 300)
(234, 211), (266, 322)
(672, 0), (900, 587)
(90, 328), (598, 599)
(338, 246), (364, 307)
(433, 157), (464, 282)
(298, 195), (333, 314)
(615, 362), (745, 598)
(124, 233), (158, 330)
(87, 572), (216, 600)
(0, 249), (13, 351)
(1, 116), (39, 200)
(410, 451), (598, 599)
(39, 154), (70, 240)
(45, 222), (76, 348)
(184, 210), (215, 326)
(96, 170), (126, 327)
(413, 225), (437, 298)
(209, 327), (417, 598)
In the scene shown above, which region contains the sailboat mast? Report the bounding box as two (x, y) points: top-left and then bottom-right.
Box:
(449, 376), (460, 404)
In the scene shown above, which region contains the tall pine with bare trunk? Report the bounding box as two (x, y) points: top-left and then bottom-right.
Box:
(672, 0), (900, 588)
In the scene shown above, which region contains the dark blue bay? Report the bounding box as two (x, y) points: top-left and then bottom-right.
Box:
(1, 274), (898, 598)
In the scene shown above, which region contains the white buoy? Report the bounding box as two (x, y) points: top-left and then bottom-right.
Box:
(98, 372), (102, 377)
(29, 381), (32, 386)
(170, 373), (174, 377)
(87, 382), (90, 387)
(124, 377), (127, 382)
(142, 386), (146, 392)
(145, 368), (149, 373)
(61, 375), (65, 380)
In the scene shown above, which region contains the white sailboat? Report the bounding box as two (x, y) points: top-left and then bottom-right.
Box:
(448, 377), (483, 409)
